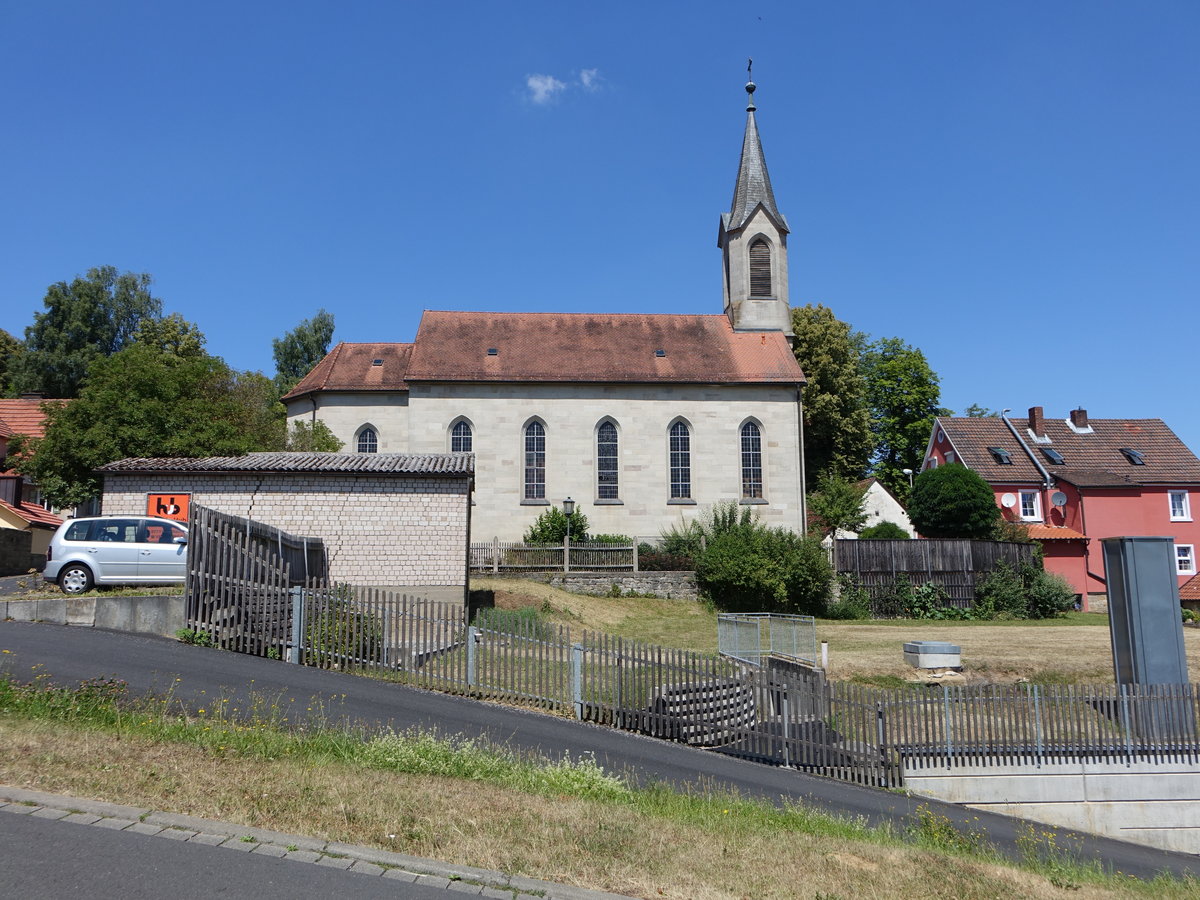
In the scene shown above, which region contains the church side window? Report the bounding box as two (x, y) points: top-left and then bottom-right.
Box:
(741, 422), (763, 499)
(597, 421), (618, 500)
(749, 238), (772, 297)
(356, 426), (378, 454)
(669, 421), (691, 499)
(451, 420), (472, 453)
(524, 421), (546, 500)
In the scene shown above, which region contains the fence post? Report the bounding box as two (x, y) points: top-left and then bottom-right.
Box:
(876, 702), (887, 782)
(571, 643), (584, 720)
(942, 686), (953, 764)
(1031, 683), (1044, 765)
(288, 586), (304, 665)
(564, 536), (570, 573)
(467, 625), (478, 689)
(633, 541), (639, 573)
(492, 537), (499, 574)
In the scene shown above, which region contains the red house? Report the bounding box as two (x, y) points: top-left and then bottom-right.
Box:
(922, 407), (1200, 611)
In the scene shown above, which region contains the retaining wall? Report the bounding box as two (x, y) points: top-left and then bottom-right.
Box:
(904, 758), (1200, 854)
(522, 571), (698, 601)
(1, 595), (184, 638)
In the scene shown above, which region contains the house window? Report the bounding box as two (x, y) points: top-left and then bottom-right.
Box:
(944, 451), (955, 464)
(740, 422), (763, 499)
(1169, 490), (1191, 522)
(1119, 448), (1146, 465)
(597, 421), (618, 500)
(451, 420), (472, 453)
(1177, 545), (1196, 576)
(987, 447), (1013, 465)
(524, 421), (545, 500)
(1019, 490), (1041, 521)
(749, 239), (772, 296)
(669, 421), (691, 499)
(356, 427), (378, 454)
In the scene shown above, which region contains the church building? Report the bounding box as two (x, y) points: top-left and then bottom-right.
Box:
(283, 79), (808, 542)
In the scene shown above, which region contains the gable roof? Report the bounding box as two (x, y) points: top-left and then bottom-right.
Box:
(0, 496), (62, 531)
(1181, 575), (1200, 604)
(0, 398), (63, 441)
(403, 311), (804, 385)
(933, 414), (1200, 487)
(282, 343), (412, 401)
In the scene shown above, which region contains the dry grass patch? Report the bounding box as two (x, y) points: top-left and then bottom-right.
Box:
(0, 718), (1172, 900)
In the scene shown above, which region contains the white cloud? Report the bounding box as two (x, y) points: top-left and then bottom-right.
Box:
(526, 74), (567, 105)
(579, 68), (600, 91)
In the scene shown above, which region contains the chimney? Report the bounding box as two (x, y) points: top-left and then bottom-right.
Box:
(19, 392), (45, 400)
(1028, 406), (1045, 438)
(1070, 408), (1089, 429)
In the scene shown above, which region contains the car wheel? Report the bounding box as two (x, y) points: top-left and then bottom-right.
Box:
(59, 564), (94, 595)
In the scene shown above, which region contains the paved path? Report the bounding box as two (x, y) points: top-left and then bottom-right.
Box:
(0, 786), (621, 899)
(3, 620), (1199, 885)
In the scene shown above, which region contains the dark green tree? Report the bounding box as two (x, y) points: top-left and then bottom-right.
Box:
(285, 419), (344, 451)
(963, 403), (1000, 418)
(858, 521), (910, 540)
(791, 305), (872, 489)
(861, 337), (946, 501)
(807, 474), (868, 537)
(0, 328), (22, 396)
(16, 341), (283, 508)
(907, 463), (1000, 539)
(523, 505), (589, 544)
(133, 312), (207, 358)
(272, 309), (335, 395)
(9, 266), (163, 398)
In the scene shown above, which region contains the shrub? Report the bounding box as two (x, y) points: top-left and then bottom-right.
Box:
(696, 525), (831, 616)
(636, 546), (694, 571)
(826, 575), (871, 620)
(908, 463), (1000, 539)
(590, 533), (633, 545)
(306, 598), (383, 668)
(1022, 562), (1075, 619)
(524, 506), (589, 544)
(973, 559), (1073, 620)
(973, 561), (1026, 618)
(905, 581), (975, 620)
(858, 521), (910, 540)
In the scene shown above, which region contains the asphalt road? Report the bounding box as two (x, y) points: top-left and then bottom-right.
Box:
(3, 620), (1199, 882)
(1, 812), (456, 900)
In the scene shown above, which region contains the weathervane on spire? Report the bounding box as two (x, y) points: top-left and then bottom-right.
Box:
(745, 57), (757, 111)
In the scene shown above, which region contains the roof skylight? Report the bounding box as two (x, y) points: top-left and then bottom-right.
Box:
(987, 447), (1013, 465)
(1042, 448), (1065, 465)
(1119, 448), (1146, 465)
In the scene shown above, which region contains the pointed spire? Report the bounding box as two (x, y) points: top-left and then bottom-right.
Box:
(728, 66), (786, 233)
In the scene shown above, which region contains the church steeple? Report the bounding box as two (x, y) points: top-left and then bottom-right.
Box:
(719, 64), (792, 335)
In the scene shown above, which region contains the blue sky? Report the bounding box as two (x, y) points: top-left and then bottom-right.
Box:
(3, 1), (1197, 453)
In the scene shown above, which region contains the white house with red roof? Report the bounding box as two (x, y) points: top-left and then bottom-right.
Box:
(922, 407), (1200, 609)
(284, 80), (808, 542)
(0, 398), (65, 568)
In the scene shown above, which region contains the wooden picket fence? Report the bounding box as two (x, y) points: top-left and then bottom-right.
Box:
(834, 539), (1038, 612)
(470, 538), (637, 573)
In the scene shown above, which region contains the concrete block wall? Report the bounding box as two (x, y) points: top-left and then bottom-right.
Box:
(526, 571), (699, 601)
(1, 595), (184, 638)
(904, 759), (1200, 854)
(101, 472), (470, 590)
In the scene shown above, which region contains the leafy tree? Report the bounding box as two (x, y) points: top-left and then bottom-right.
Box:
(907, 463), (1000, 540)
(133, 312), (207, 358)
(523, 505), (589, 544)
(9, 266), (162, 398)
(963, 403), (999, 418)
(0, 328), (22, 396)
(272, 309), (335, 394)
(285, 419), (344, 451)
(861, 337), (946, 501)
(696, 526), (831, 616)
(807, 474), (867, 537)
(17, 341), (281, 508)
(791, 305), (872, 488)
(858, 521), (910, 540)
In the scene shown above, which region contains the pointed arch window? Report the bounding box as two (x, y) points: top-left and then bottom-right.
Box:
(749, 238), (772, 297)
(597, 421), (619, 500)
(524, 421), (546, 500)
(741, 422), (763, 499)
(356, 426), (378, 454)
(669, 421), (691, 499)
(451, 420), (472, 453)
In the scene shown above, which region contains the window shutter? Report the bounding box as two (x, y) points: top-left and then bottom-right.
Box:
(749, 240), (772, 297)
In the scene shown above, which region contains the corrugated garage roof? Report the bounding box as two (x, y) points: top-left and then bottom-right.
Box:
(97, 452), (474, 476)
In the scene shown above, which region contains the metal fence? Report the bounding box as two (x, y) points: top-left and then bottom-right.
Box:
(717, 613), (818, 667)
(470, 538), (637, 573)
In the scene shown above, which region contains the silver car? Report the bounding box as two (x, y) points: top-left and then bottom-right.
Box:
(43, 516), (188, 594)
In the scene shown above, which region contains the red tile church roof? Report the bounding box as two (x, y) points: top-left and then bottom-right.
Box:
(283, 343), (412, 400)
(404, 311), (805, 385)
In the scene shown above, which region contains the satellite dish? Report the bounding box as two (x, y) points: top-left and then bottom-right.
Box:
(1000, 493), (1017, 509)
(1052, 491), (1068, 507)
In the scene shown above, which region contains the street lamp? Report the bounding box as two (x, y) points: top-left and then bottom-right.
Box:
(902, 468), (914, 489)
(562, 497), (575, 543)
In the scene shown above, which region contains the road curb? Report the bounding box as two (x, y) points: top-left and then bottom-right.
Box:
(0, 785), (631, 899)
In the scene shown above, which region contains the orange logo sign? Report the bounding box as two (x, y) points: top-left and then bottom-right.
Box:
(147, 493), (191, 522)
